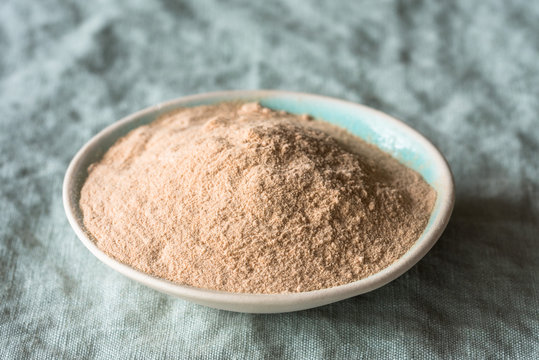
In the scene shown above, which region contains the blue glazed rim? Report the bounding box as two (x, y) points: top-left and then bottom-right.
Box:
(63, 90), (455, 313)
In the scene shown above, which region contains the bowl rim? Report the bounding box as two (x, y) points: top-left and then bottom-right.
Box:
(63, 89), (455, 313)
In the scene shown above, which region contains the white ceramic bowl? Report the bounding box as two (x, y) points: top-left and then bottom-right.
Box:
(63, 90), (454, 313)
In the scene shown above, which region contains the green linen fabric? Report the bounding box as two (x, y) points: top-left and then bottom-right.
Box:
(1, 0), (538, 358)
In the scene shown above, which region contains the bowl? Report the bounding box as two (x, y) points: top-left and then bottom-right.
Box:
(63, 90), (454, 313)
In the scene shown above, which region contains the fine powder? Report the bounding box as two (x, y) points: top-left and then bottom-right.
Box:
(80, 102), (436, 294)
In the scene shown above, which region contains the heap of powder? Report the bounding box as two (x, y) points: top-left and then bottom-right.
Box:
(80, 102), (436, 294)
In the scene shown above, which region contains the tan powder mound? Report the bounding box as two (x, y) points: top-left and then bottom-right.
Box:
(80, 102), (436, 294)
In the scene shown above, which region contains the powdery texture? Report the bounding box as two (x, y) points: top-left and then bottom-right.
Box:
(80, 102), (436, 294)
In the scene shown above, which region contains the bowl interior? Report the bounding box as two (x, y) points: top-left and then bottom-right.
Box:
(64, 90), (454, 313)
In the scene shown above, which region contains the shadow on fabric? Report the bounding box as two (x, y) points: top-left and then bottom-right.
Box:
(240, 195), (537, 355)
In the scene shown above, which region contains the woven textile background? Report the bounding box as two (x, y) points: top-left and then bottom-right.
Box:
(1, 0), (538, 358)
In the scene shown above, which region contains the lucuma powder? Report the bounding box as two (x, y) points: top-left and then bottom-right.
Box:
(80, 102), (436, 294)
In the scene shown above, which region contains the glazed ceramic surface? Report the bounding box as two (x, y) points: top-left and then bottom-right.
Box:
(63, 90), (454, 313)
